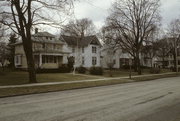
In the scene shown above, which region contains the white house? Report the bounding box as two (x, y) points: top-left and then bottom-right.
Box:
(14, 31), (70, 69)
(61, 35), (102, 68)
(101, 46), (133, 69)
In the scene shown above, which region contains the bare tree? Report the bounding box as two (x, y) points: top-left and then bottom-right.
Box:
(62, 18), (96, 38)
(8, 33), (17, 68)
(167, 19), (180, 72)
(0, 0), (73, 83)
(104, 0), (161, 74)
(62, 18), (96, 74)
(0, 42), (9, 69)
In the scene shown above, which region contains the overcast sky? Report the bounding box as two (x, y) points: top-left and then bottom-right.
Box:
(73, 0), (180, 30)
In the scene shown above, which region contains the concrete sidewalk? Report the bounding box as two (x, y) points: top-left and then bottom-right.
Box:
(0, 72), (176, 89)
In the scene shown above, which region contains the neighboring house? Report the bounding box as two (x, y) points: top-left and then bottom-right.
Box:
(101, 46), (133, 69)
(61, 35), (102, 68)
(155, 48), (180, 69)
(154, 37), (180, 69)
(14, 31), (70, 69)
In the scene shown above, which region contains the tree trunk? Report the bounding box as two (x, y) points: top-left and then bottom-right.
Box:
(134, 57), (137, 72)
(22, 37), (37, 83)
(136, 51), (142, 75)
(173, 52), (177, 72)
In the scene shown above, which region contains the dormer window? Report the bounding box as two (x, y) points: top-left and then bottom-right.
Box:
(92, 46), (96, 53)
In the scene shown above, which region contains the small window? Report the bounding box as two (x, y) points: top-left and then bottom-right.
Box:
(72, 47), (75, 53)
(113, 59), (116, 64)
(92, 57), (97, 65)
(42, 55), (45, 63)
(15, 55), (22, 65)
(54, 56), (57, 63)
(82, 47), (84, 53)
(42, 43), (45, 49)
(92, 46), (97, 53)
(46, 37), (48, 39)
(82, 57), (85, 65)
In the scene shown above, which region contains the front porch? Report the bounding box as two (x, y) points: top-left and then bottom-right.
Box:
(34, 54), (64, 69)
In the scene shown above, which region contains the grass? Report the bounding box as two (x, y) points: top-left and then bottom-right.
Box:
(0, 68), (173, 86)
(0, 71), (102, 86)
(0, 68), (179, 97)
(103, 68), (172, 77)
(0, 78), (131, 97)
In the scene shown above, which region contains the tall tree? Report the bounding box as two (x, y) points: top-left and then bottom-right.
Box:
(0, 0), (73, 83)
(167, 19), (180, 72)
(8, 33), (17, 68)
(104, 0), (161, 74)
(62, 18), (96, 38)
(0, 42), (9, 69)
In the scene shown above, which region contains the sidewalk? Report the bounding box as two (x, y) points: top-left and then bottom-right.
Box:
(0, 72), (176, 89)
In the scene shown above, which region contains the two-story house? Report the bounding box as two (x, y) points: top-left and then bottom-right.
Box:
(101, 46), (133, 69)
(14, 31), (70, 69)
(61, 35), (102, 68)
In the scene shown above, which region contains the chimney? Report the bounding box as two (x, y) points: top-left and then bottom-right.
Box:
(35, 28), (38, 34)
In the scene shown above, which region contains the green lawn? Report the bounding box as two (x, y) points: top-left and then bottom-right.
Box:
(0, 68), (172, 86)
(0, 71), (102, 86)
(103, 68), (172, 77)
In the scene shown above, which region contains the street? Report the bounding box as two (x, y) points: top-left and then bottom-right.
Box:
(0, 77), (180, 121)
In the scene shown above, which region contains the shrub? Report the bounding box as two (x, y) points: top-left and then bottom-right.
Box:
(58, 64), (71, 73)
(77, 66), (86, 74)
(36, 64), (71, 73)
(67, 56), (74, 72)
(150, 68), (161, 74)
(89, 66), (103, 75)
(36, 68), (60, 73)
(121, 65), (135, 70)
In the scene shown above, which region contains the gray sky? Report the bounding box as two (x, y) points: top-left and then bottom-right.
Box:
(74, 0), (180, 29)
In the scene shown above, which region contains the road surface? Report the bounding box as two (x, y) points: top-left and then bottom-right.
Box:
(0, 77), (180, 121)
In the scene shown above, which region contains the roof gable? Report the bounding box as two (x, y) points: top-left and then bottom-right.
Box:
(61, 35), (101, 47)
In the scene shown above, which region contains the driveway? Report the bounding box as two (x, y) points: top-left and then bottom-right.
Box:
(0, 77), (180, 121)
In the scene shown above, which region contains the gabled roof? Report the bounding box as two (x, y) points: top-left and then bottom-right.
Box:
(14, 32), (64, 45)
(61, 35), (102, 47)
(33, 32), (55, 37)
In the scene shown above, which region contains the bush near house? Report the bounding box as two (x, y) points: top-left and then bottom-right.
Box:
(89, 66), (103, 75)
(149, 68), (161, 74)
(77, 66), (86, 74)
(36, 64), (71, 73)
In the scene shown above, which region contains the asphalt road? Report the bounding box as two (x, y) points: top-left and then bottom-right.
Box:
(0, 77), (180, 121)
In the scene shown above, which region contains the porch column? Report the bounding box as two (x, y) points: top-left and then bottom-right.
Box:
(39, 54), (42, 67)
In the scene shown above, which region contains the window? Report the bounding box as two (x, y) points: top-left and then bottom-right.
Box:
(92, 46), (97, 53)
(82, 47), (84, 53)
(15, 55), (22, 66)
(54, 56), (57, 63)
(92, 57), (97, 65)
(42, 55), (45, 63)
(82, 57), (85, 65)
(72, 47), (75, 53)
(113, 59), (116, 64)
(46, 37), (48, 39)
(42, 43), (45, 49)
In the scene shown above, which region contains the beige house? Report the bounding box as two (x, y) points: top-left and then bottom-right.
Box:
(14, 31), (70, 69)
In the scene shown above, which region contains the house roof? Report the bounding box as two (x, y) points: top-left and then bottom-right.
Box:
(61, 35), (102, 47)
(14, 32), (64, 45)
(33, 32), (55, 37)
